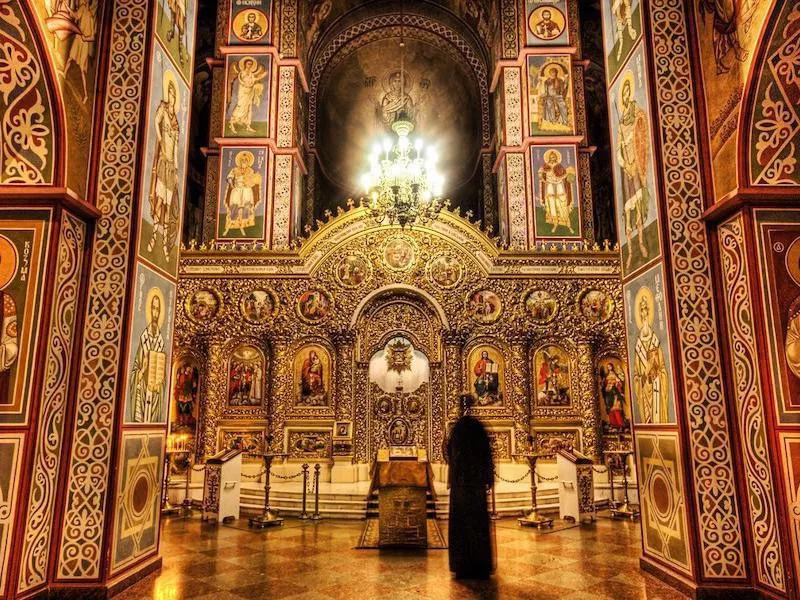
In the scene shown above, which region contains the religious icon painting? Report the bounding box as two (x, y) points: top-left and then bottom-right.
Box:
(0, 212), (51, 426)
(227, 345), (265, 407)
(111, 432), (164, 573)
(601, 0), (643, 85)
(224, 53), (272, 138)
(427, 254), (463, 289)
(597, 355), (631, 434)
(124, 264), (176, 425)
(137, 44), (191, 278)
(609, 43), (661, 277)
(623, 263), (676, 425)
(531, 145), (581, 239)
(383, 236), (417, 271)
(526, 55), (574, 135)
(154, 0), (198, 84)
(295, 288), (333, 324)
(336, 254), (371, 288)
(577, 288), (615, 323)
(467, 289), (503, 325)
(466, 345), (505, 408)
(526, 1), (569, 46)
(293, 344), (332, 407)
(239, 287), (278, 324)
(216, 147), (268, 240)
(755, 211), (800, 424)
(228, 0), (271, 45)
(184, 288), (222, 324)
(533, 344), (572, 407)
(523, 288), (559, 325)
(170, 357), (199, 435)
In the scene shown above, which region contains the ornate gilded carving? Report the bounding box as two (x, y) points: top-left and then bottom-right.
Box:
(176, 208), (624, 469)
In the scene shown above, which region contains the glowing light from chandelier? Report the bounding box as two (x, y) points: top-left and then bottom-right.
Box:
(359, 114), (448, 228)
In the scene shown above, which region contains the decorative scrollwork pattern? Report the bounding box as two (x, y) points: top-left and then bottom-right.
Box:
(718, 215), (785, 591)
(648, 0), (745, 578)
(57, 0), (148, 579)
(18, 213), (85, 592)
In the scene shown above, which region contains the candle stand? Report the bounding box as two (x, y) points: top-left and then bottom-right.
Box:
(606, 450), (639, 519)
(249, 452), (289, 528)
(513, 452), (554, 528)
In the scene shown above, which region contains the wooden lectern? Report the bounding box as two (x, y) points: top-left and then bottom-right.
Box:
(368, 450), (436, 547)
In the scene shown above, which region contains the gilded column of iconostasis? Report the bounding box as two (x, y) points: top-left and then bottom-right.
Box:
(175, 0), (633, 478)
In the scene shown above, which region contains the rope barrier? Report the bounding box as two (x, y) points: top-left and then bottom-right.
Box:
(592, 466), (609, 474)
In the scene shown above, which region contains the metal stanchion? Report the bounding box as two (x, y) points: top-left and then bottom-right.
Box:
(161, 451), (181, 515)
(310, 463), (323, 521)
(182, 456), (193, 515)
(489, 482), (499, 520)
(299, 463), (310, 520)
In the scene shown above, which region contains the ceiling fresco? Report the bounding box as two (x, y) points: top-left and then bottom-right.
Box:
(315, 36), (483, 214)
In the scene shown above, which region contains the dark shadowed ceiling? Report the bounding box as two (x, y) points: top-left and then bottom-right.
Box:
(308, 0), (491, 218)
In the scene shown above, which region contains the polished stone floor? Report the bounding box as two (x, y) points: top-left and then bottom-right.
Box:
(117, 513), (689, 600)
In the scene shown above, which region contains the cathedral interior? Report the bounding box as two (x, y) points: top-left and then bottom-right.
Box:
(0, 0), (799, 598)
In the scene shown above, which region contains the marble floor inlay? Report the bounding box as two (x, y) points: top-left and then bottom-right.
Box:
(115, 513), (689, 599)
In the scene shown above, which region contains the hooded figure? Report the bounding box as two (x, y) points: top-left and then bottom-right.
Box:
(446, 394), (496, 579)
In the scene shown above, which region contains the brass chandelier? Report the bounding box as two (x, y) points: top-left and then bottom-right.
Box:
(358, 14), (447, 228)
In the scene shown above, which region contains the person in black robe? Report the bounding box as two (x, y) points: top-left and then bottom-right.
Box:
(446, 394), (496, 579)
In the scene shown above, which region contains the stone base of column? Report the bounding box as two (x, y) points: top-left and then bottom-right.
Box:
(640, 556), (759, 600)
(48, 554), (162, 599)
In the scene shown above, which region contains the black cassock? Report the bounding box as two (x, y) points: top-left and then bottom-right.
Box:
(447, 415), (496, 579)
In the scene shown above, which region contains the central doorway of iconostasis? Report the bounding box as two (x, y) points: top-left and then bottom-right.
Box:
(352, 290), (447, 462)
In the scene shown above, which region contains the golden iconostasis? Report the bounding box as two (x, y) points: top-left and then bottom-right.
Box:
(170, 207), (631, 471)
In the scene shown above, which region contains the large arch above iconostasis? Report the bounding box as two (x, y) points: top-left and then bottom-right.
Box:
(304, 0), (492, 223)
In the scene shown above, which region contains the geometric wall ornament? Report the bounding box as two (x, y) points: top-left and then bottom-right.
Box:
(111, 432), (164, 573)
(780, 433), (800, 584)
(636, 432), (692, 575)
(0, 434), (24, 596)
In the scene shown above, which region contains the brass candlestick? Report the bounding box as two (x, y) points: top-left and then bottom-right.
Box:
(249, 452), (289, 528)
(607, 450), (639, 520)
(513, 452), (554, 528)
(161, 450), (182, 516)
